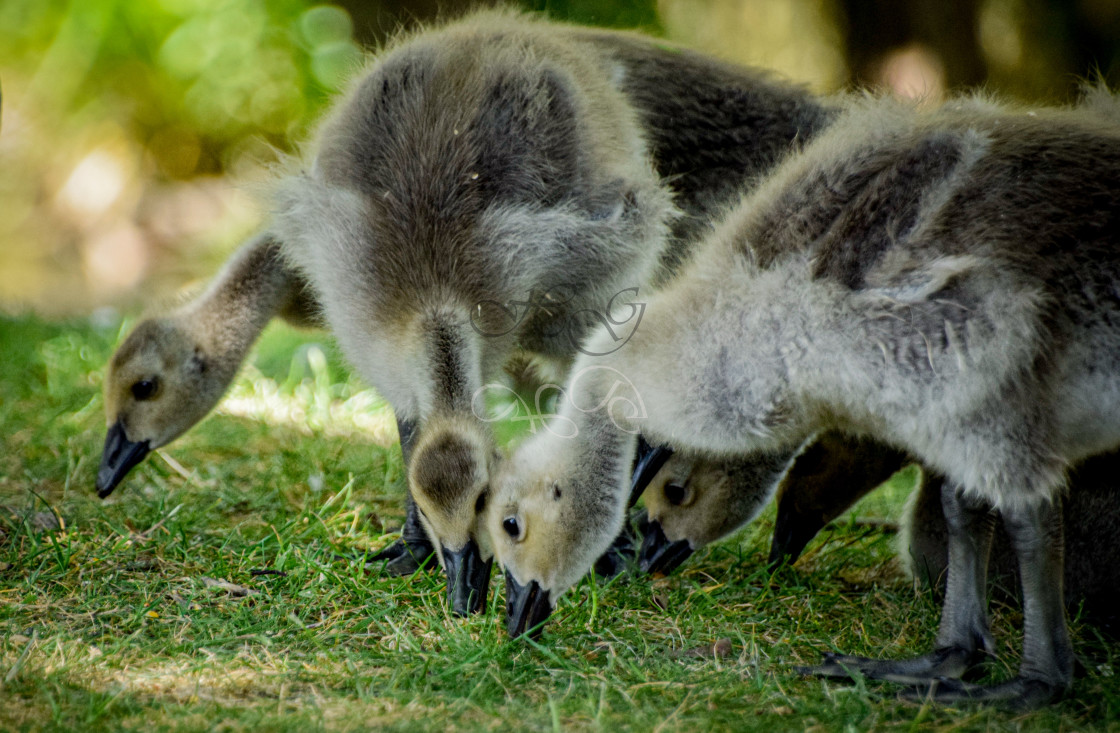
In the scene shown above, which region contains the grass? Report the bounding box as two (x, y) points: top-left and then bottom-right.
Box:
(1, 311), (1118, 732)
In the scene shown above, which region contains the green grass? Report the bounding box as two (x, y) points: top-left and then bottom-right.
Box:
(1, 312), (1117, 732)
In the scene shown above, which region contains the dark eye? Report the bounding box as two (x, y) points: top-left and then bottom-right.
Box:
(475, 491), (488, 513)
(502, 516), (520, 539)
(665, 483), (688, 506)
(552, 482), (562, 500)
(131, 378), (159, 401)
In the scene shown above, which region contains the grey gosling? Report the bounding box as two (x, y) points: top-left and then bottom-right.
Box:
(489, 93), (1120, 708)
(274, 10), (836, 615)
(99, 233), (315, 497)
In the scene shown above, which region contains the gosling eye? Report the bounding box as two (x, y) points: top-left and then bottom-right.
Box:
(131, 378), (160, 401)
(664, 483), (689, 506)
(502, 515), (521, 541)
(552, 482), (562, 501)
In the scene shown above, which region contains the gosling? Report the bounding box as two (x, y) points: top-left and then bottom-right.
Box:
(489, 92), (1120, 708)
(274, 10), (835, 615)
(639, 433), (909, 575)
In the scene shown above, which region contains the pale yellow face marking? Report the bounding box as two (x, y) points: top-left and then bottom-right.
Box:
(643, 455), (735, 546)
(487, 440), (621, 598)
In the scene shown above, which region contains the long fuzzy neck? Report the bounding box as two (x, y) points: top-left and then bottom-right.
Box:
(553, 361), (643, 529)
(180, 233), (300, 373)
(422, 311), (484, 418)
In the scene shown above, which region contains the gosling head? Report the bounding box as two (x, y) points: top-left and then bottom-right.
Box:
(99, 318), (231, 497)
(488, 430), (632, 638)
(637, 455), (711, 576)
(409, 415), (496, 616)
(639, 451), (793, 575)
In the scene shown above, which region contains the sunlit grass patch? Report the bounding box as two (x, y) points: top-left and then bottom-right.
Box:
(220, 328), (399, 446)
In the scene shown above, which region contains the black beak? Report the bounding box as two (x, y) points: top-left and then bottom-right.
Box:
(637, 519), (694, 576)
(629, 436), (673, 507)
(442, 540), (493, 616)
(505, 570), (553, 639)
(96, 420), (151, 498)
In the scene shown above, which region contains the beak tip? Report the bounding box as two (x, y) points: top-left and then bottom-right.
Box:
(95, 469), (118, 498)
(637, 520), (694, 576)
(504, 571), (553, 639)
(510, 623), (544, 641)
(95, 421), (150, 499)
(443, 542), (493, 617)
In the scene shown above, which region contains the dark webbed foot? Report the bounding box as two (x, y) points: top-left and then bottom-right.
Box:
(798, 646), (985, 685)
(368, 489), (437, 576)
(901, 676), (1065, 711)
(368, 535), (437, 576)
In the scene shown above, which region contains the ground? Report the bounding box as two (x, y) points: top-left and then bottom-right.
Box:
(0, 313), (1116, 732)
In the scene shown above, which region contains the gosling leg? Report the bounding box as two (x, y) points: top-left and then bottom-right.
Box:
(770, 437), (909, 566)
(904, 496), (1072, 709)
(369, 416), (436, 575)
(802, 483), (996, 684)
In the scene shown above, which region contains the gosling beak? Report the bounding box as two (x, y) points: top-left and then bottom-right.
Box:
(505, 570), (553, 639)
(629, 436), (673, 507)
(96, 420), (151, 498)
(637, 519), (694, 576)
(442, 540), (493, 616)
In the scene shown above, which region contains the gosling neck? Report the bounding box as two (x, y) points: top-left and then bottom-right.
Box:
(553, 361), (644, 527)
(180, 233), (296, 372)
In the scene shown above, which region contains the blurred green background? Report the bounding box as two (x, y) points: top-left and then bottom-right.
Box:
(3, 0), (1120, 317)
